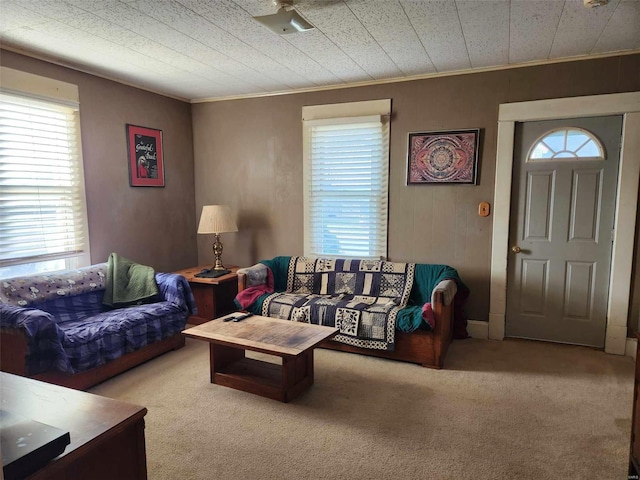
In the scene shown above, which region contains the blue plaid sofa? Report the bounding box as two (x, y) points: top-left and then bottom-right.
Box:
(0, 263), (196, 389)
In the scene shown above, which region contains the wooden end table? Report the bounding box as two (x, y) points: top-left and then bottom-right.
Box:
(174, 266), (239, 325)
(0, 372), (147, 480)
(182, 315), (338, 403)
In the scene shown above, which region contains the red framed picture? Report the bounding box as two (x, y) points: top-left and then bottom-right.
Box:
(126, 124), (165, 187)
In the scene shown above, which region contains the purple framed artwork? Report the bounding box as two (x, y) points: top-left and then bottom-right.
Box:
(126, 124), (165, 187)
(407, 129), (480, 185)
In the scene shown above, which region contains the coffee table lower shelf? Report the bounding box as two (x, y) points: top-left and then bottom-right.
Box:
(210, 344), (314, 403)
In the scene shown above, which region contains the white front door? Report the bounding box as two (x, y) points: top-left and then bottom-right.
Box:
(505, 116), (622, 347)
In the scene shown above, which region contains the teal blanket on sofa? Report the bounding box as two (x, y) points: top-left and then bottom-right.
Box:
(398, 263), (468, 335)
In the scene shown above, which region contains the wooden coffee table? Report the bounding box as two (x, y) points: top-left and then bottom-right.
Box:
(182, 315), (338, 402)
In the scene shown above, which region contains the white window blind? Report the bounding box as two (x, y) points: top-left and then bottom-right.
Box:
(0, 92), (88, 270)
(304, 115), (389, 259)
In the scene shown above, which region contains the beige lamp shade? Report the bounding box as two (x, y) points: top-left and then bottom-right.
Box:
(197, 205), (238, 234)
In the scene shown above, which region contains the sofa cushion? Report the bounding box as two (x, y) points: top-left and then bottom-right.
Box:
(37, 291), (106, 324)
(58, 301), (188, 373)
(286, 257), (415, 304)
(263, 292), (401, 349)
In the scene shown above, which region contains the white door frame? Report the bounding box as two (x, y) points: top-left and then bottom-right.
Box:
(489, 92), (640, 354)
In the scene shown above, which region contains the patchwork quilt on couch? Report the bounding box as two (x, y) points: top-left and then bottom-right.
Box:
(262, 256), (415, 351)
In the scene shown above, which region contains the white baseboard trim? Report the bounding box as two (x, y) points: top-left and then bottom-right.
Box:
(626, 336), (637, 361)
(467, 320), (488, 339)
(465, 322), (636, 358)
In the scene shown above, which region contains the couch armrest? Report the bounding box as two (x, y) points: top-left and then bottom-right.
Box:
(156, 273), (198, 315)
(1, 303), (57, 334)
(237, 264), (268, 291)
(238, 272), (247, 293)
(432, 279), (457, 306)
(0, 304), (71, 375)
(0, 328), (29, 375)
(430, 289), (454, 367)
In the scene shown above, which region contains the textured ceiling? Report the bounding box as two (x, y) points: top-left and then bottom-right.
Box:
(1, 0), (639, 102)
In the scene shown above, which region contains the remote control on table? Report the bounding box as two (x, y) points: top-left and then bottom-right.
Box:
(232, 313), (253, 322)
(223, 312), (253, 322)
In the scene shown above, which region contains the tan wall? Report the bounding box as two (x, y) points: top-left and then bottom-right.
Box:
(632, 186), (640, 335)
(192, 54), (640, 323)
(0, 50), (198, 273)
(2, 48), (637, 325)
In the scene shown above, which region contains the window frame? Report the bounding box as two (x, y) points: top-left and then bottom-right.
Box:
(302, 99), (391, 259)
(0, 67), (90, 278)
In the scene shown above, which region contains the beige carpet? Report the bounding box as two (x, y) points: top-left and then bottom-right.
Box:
(90, 337), (635, 480)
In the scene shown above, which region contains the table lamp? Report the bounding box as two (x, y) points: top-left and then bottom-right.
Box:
(197, 205), (238, 272)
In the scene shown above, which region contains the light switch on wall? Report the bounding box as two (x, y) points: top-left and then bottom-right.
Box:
(479, 202), (490, 217)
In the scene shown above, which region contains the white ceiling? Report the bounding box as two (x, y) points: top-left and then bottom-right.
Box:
(1, 0), (639, 103)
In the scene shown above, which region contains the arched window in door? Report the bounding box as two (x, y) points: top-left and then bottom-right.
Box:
(528, 127), (605, 161)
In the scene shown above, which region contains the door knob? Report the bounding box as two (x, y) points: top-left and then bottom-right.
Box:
(511, 246), (522, 253)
